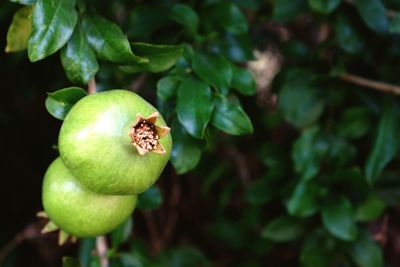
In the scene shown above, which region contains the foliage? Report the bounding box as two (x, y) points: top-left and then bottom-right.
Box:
(2, 0), (400, 266)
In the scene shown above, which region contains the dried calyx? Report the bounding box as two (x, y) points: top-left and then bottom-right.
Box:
(128, 112), (170, 155)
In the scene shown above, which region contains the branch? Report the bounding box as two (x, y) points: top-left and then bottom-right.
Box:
(96, 236), (109, 267)
(339, 73), (400, 95)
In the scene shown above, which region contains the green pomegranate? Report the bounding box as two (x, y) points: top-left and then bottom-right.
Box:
(59, 90), (172, 195)
(42, 158), (137, 237)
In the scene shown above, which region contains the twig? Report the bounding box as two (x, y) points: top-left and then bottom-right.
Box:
(96, 236), (109, 267)
(339, 73), (400, 95)
(88, 77), (97, 94)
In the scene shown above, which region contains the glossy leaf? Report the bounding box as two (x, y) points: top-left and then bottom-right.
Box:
(111, 217), (132, 249)
(208, 2), (248, 34)
(212, 94), (253, 135)
(125, 5), (168, 39)
(365, 100), (400, 185)
(177, 76), (214, 138)
(353, 0), (389, 33)
(28, 0), (78, 62)
(308, 0), (341, 14)
(82, 14), (147, 64)
(245, 178), (274, 206)
(273, 0), (308, 22)
(169, 4), (199, 35)
(192, 52), (232, 89)
(208, 33), (254, 63)
(137, 186), (163, 211)
(292, 127), (329, 180)
(120, 43), (183, 73)
(348, 232), (383, 267)
(155, 246), (210, 267)
(171, 120), (203, 174)
(287, 180), (319, 217)
(322, 197), (358, 241)
(335, 14), (364, 54)
(63, 257), (82, 267)
(157, 76), (180, 101)
(78, 238), (96, 267)
(261, 216), (304, 242)
(9, 0), (36, 4)
(338, 106), (371, 139)
(5, 6), (33, 53)
(278, 69), (324, 128)
(389, 14), (400, 34)
(355, 195), (386, 222)
(61, 25), (99, 84)
(231, 66), (256, 96)
(45, 87), (87, 120)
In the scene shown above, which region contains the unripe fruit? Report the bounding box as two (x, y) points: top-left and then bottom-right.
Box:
(58, 90), (172, 195)
(42, 158), (137, 237)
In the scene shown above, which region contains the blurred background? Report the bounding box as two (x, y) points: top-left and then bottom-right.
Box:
(2, 0), (400, 267)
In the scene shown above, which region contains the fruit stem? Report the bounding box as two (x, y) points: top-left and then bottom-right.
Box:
(88, 77), (97, 94)
(96, 236), (109, 267)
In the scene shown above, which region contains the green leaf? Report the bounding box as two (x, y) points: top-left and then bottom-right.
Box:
(355, 195), (385, 222)
(125, 5), (168, 39)
(212, 94), (253, 135)
(120, 43), (183, 73)
(169, 4), (199, 35)
(208, 33), (254, 63)
(353, 0), (389, 33)
(61, 25), (99, 84)
(245, 178), (274, 206)
(338, 106), (371, 139)
(171, 120), (203, 174)
(287, 180), (319, 217)
(111, 217), (132, 250)
(292, 127), (329, 180)
(273, 0), (308, 22)
(9, 0), (36, 4)
(45, 87), (87, 120)
(63, 257), (82, 267)
(348, 232), (383, 267)
(278, 69), (324, 128)
(5, 6), (33, 53)
(208, 2), (248, 34)
(78, 238), (96, 267)
(28, 0), (78, 62)
(308, 0), (342, 14)
(155, 246), (210, 267)
(137, 186), (163, 211)
(335, 14), (364, 54)
(192, 52), (232, 89)
(322, 197), (358, 241)
(261, 216), (304, 242)
(157, 76), (180, 101)
(365, 99), (400, 185)
(82, 14), (147, 64)
(177, 76), (214, 138)
(231, 66), (256, 95)
(389, 13), (400, 33)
